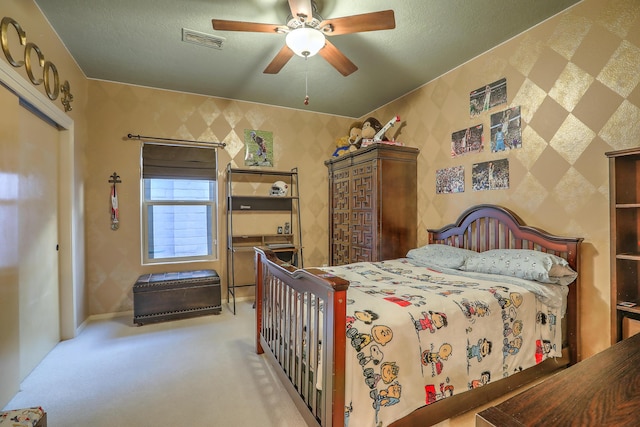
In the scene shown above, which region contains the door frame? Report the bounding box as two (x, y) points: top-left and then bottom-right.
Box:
(0, 59), (79, 339)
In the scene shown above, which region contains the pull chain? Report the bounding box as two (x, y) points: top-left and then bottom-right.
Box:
(304, 56), (310, 105)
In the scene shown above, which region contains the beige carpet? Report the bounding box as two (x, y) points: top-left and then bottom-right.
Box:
(4, 299), (543, 426)
(3, 301), (306, 427)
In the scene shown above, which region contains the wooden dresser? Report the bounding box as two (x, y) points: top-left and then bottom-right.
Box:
(476, 332), (640, 426)
(325, 144), (419, 266)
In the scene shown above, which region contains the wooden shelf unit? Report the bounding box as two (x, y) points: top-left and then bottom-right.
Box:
(606, 147), (640, 342)
(225, 165), (302, 313)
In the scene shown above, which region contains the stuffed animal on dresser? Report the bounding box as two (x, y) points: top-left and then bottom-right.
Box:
(361, 117), (389, 141)
(348, 121), (363, 150)
(332, 135), (351, 157)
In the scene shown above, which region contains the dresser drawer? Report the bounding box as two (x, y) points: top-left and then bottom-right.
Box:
(623, 316), (640, 339)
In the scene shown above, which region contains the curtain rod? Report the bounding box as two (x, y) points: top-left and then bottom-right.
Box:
(127, 133), (226, 149)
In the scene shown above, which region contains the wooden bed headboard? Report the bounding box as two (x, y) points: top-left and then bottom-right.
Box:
(427, 204), (583, 363)
(427, 204), (580, 271)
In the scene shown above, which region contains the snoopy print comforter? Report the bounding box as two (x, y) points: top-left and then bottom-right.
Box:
(320, 259), (566, 427)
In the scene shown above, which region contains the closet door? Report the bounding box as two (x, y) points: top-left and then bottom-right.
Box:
(0, 87), (21, 407)
(18, 102), (60, 380)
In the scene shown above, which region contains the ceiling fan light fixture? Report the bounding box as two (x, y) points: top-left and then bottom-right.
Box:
(285, 27), (325, 57)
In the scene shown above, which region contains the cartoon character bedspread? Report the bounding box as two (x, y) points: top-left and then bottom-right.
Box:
(321, 259), (566, 427)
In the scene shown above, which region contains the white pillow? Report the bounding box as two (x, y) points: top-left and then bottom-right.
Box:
(460, 249), (577, 285)
(406, 244), (478, 269)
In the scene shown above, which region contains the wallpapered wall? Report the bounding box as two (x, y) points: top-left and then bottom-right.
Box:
(367, 0), (640, 358)
(85, 82), (353, 312)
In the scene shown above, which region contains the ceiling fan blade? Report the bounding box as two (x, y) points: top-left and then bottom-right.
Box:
(320, 10), (396, 35)
(318, 40), (358, 76)
(288, 0), (314, 22)
(212, 19), (282, 33)
(263, 45), (295, 74)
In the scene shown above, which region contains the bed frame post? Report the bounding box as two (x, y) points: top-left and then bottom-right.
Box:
(564, 242), (581, 365)
(328, 287), (347, 427)
(255, 250), (264, 355)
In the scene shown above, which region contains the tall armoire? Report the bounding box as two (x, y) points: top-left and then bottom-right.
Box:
(325, 144), (419, 266)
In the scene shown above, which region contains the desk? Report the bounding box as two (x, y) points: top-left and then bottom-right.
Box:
(476, 333), (640, 426)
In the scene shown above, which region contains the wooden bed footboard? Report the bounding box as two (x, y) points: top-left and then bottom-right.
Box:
(255, 204), (583, 427)
(255, 248), (349, 427)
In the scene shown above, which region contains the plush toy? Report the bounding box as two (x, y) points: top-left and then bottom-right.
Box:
(348, 121), (363, 150)
(332, 135), (351, 157)
(361, 117), (389, 141)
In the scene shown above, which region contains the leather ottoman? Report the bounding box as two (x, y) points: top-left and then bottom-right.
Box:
(133, 270), (221, 326)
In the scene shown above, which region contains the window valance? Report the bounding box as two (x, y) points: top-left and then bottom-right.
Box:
(142, 144), (217, 180)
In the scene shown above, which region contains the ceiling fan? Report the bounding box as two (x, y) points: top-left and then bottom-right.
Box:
(211, 0), (395, 76)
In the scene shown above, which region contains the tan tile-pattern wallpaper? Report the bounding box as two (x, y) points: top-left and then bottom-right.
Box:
(368, 0), (640, 358)
(81, 0), (639, 359)
(85, 82), (353, 312)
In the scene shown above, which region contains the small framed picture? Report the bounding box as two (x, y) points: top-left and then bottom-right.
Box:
(277, 226), (283, 234)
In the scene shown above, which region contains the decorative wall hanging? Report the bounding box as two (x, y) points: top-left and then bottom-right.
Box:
(436, 165), (465, 194)
(244, 129), (274, 167)
(108, 172), (121, 230)
(1, 16), (74, 111)
(472, 158), (509, 191)
(490, 106), (522, 152)
(469, 77), (507, 118)
(451, 124), (484, 157)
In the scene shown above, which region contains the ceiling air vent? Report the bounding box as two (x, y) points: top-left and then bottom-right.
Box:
(182, 28), (225, 50)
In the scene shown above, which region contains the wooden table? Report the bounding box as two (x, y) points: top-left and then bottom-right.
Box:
(476, 333), (640, 426)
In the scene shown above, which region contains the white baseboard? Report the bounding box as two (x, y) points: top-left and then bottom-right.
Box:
(83, 298), (257, 324)
(87, 310), (134, 323)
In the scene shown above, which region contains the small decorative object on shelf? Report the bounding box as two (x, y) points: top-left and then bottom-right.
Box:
(270, 180), (289, 196)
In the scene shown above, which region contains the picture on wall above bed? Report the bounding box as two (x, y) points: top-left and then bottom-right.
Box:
(490, 106), (522, 152)
(436, 165), (465, 194)
(472, 158), (509, 191)
(470, 77), (507, 117)
(451, 124), (484, 157)
(244, 129), (273, 167)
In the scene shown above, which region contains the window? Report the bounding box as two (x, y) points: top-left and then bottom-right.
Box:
(141, 144), (217, 264)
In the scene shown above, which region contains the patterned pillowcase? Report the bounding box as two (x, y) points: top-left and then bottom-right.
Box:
(460, 249), (578, 285)
(406, 244), (478, 269)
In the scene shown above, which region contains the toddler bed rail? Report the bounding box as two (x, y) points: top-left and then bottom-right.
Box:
(255, 249), (348, 427)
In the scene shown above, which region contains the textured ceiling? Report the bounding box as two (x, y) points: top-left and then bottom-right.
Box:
(34, 0), (581, 118)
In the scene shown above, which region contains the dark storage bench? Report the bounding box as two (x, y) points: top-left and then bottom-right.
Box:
(133, 270), (221, 326)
